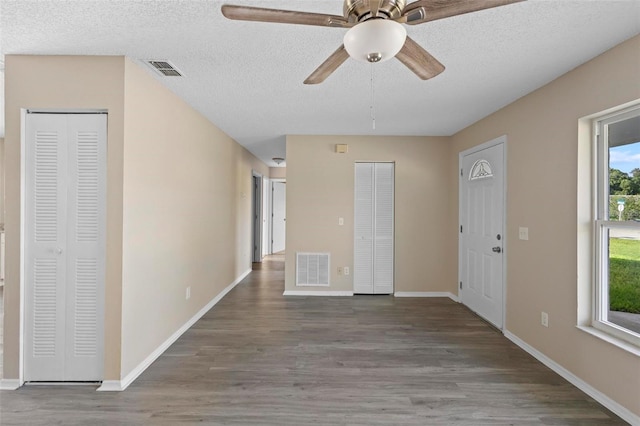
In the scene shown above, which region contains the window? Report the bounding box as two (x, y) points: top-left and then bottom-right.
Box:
(593, 105), (640, 347)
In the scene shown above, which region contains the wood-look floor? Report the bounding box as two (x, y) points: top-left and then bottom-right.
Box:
(0, 255), (627, 425)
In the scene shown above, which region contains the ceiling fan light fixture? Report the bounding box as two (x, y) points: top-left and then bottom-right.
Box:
(344, 19), (407, 63)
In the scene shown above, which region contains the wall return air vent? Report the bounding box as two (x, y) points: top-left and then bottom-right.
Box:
(147, 60), (183, 77)
(296, 252), (330, 287)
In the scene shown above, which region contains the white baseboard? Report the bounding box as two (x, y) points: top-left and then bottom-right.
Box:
(283, 290), (354, 297)
(283, 291), (460, 300)
(394, 291), (459, 302)
(504, 330), (639, 425)
(96, 380), (123, 392)
(0, 379), (21, 390)
(97, 268), (251, 392)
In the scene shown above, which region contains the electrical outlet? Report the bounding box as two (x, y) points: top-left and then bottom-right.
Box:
(337, 266), (343, 275)
(541, 311), (549, 327)
(186, 286), (191, 300)
(344, 266), (350, 276)
(519, 227), (529, 240)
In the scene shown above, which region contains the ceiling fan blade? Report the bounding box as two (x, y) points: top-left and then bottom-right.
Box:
(221, 5), (350, 28)
(395, 37), (445, 80)
(403, 0), (524, 25)
(304, 45), (350, 85)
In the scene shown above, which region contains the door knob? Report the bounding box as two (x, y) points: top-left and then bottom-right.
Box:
(56, 247), (63, 254)
(492, 246), (502, 253)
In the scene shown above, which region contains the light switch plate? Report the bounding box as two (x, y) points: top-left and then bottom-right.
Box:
(338, 217), (344, 226)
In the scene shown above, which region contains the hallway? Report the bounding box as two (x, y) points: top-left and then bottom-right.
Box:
(0, 255), (625, 425)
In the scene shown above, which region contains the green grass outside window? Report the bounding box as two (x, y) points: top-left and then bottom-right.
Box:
(609, 238), (640, 313)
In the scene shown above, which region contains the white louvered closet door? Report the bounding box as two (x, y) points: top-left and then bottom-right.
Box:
(373, 163), (394, 294)
(25, 113), (106, 382)
(354, 163), (394, 294)
(354, 163), (374, 294)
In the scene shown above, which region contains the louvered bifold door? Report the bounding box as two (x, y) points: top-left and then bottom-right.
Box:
(354, 163), (394, 295)
(25, 114), (69, 381)
(24, 113), (106, 382)
(354, 163), (374, 294)
(373, 163), (394, 294)
(64, 114), (106, 380)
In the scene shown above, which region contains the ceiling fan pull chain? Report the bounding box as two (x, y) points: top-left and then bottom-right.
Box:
(370, 63), (376, 130)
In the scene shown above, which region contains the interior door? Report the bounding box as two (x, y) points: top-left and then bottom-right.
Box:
(252, 175), (262, 262)
(271, 181), (286, 253)
(24, 113), (106, 381)
(24, 114), (68, 380)
(354, 163), (374, 294)
(459, 140), (505, 328)
(354, 162), (394, 294)
(373, 163), (394, 294)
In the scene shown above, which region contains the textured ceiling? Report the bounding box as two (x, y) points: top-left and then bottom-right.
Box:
(1, 0), (639, 166)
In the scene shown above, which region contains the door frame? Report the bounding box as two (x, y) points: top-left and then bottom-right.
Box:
(262, 176), (271, 257)
(270, 178), (286, 254)
(458, 135), (507, 329)
(19, 108), (108, 386)
(251, 171), (263, 263)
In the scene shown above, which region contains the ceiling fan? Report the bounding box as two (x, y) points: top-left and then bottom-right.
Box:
(222, 0), (524, 84)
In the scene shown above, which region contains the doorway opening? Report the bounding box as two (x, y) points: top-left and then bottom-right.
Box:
(271, 180), (286, 255)
(252, 172), (263, 263)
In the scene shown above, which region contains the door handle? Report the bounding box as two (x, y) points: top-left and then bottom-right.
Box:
(492, 246), (502, 253)
(56, 247), (63, 254)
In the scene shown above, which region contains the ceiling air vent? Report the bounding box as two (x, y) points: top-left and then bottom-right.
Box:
(147, 60), (183, 77)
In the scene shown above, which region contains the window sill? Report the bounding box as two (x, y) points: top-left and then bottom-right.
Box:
(577, 325), (640, 357)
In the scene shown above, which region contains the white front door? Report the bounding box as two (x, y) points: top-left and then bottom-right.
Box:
(24, 113), (106, 381)
(459, 138), (505, 328)
(271, 181), (286, 253)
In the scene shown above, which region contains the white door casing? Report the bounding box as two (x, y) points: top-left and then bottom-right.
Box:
(271, 181), (286, 254)
(24, 113), (106, 381)
(262, 177), (270, 256)
(354, 162), (394, 295)
(459, 138), (505, 329)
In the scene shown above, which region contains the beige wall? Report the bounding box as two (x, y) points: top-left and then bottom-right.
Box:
(285, 135), (454, 293)
(3, 55), (268, 382)
(4, 55), (126, 380)
(450, 35), (640, 416)
(269, 167), (286, 179)
(120, 59), (268, 376)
